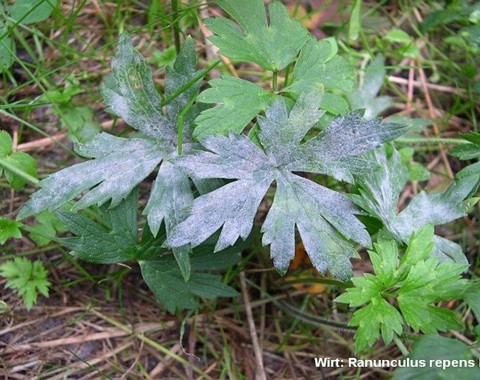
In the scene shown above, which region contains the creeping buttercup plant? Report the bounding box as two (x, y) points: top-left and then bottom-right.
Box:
(14, 0), (480, 354)
(336, 225), (469, 353)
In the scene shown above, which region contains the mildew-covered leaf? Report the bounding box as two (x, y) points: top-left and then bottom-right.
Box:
(164, 36), (201, 139)
(19, 36), (205, 279)
(170, 94), (407, 279)
(18, 133), (167, 219)
(347, 54), (393, 120)
(101, 34), (174, 142)
(288, 110), (407, 182)
(144, 161), (194, 278)
(352, 147), (477, 264)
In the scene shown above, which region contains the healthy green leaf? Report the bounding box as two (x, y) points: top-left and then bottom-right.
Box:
(140, 249), (239, 314)
(205, 0), (309, 71)
(348, 0), (362, 41)
(349, 297), (403, 353)
(284, 37), (355, 98)
(464, 282), (480, 321)
(0, 131), (38, 190)
(385, 28), (412, 44)
(336, 226), (467, 352)
(194, 77), (276, 138)
(0, 26), (15, 70)
(27, 211), (66, 247)
(195, 13), (356, 137)
(58, 189), (240, 312)
(57, 189), (141, 264)
(0, 257), (50, 309)
(451, 132), (480, 160)
(368, 238), (398, 286)
(335, 274), (383, 307)
(8, 0), (57, 25)
(397, 257), (466, 333)
(169, 93), (407, 279)
(57, 105), (101, 143)
(399, 224), (435, 266)
(0, 218), (23, 244)
(456, 161), (480, 196)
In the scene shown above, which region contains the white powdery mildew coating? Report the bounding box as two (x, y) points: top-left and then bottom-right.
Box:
(169, 178), (271, 251)
(169, 93), (408, 279)
(101, 34), (175, 142)
(19, 135), (165, 218)
(353, 147), (471, 265)
(145, 161), (193, 236)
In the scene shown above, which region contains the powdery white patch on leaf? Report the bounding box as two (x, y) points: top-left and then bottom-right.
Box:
(164, 37), (201, 139)
(350, 148), (408, 226)
(347, 54), (393, 120)
(298, 110), (407, 159)
(101, 34), (175, 142)
(205, 0), (309, 71)
(170, 94), (406, 279)
(286, 110), (408, 182)
(144, 161), (194, 278)
(19, 35), (207, 281)
(18, 134), (167, 219)
(168, 178), (272, 251)
(352, 147), (476, 264)
(262, 174), (366, 279)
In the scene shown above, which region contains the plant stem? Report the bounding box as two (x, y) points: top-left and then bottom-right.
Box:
(171, 0), (181, 54)
(281, 277), (352, 288)
(397, 137), (470, 145)
(272, 70), (278, 91)
(393, 335), (410, 356)
(177, 97), (196, 155)
(284, 62), (293, 88)
(278, 300), (356, 332)
(0, 158), (39, 185)
(161, 59), (221, 107)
